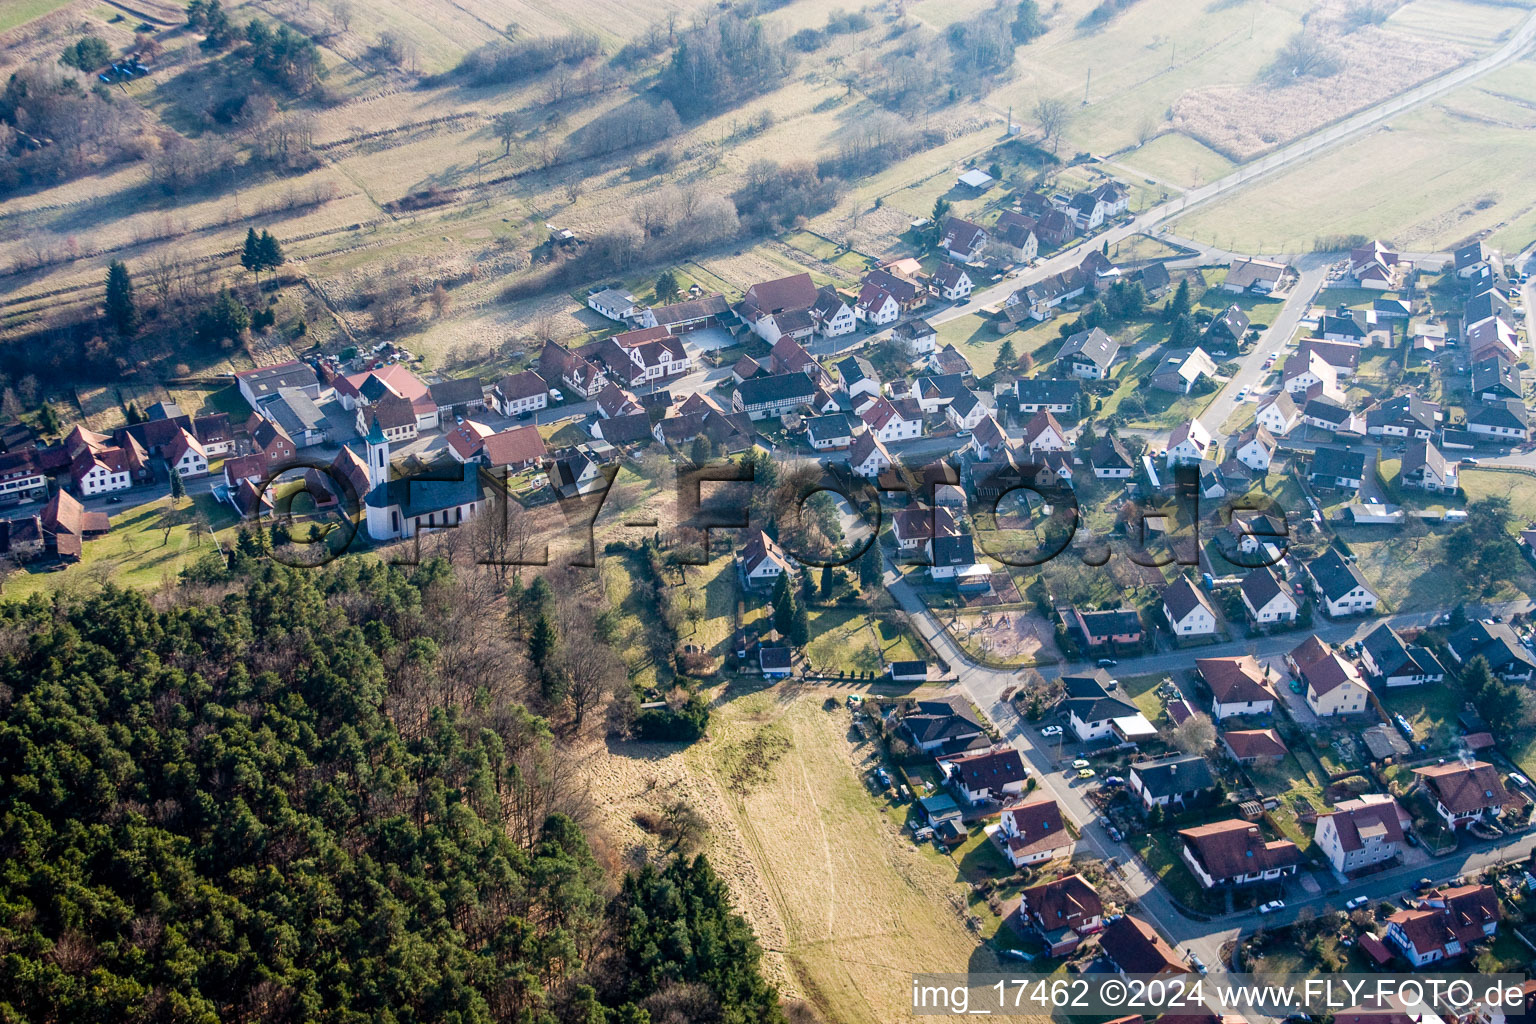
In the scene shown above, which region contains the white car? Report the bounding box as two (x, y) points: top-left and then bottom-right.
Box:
(1040, 725), (1063, 737)
(1234, 388), (1248, 402)
(1259, 900), (1286, 915)
(1072, 759), (1091, 770)
(1346, 896), (1370, 911)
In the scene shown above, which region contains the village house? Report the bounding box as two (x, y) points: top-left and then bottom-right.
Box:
(586, 286), (641, 322)
(836, 355), (881, 403)
(909, 373), (968, 414)
(1098, 916), (1192, 978)
(993, 797), (1074, 867)
(639, 292), (730, 333)
(1387, 884), (1500, 967)
(1178, 819), (1300, 888)
(1150, 348), (1218, 395)
(489, 370), (551, 417)
(1066, 607), (1144, 650)
(1359, 624), (1446, 687)
(165, 429), (209, 478)
(1166, 419), (1213, 467)
(939, 217), (989, 262)
(538, 341), (607, 400)
(737, 531), (794, 589)
(1413, 761), (1513, 830)
(1234, 568), (1296, 626)
(1198, 655), (1277, 719)
(892, 505), (959, 553)
(853, 282), (901, 326)
(1471, 358), (1522, 402)
(1012, 378), (1081, 415)
(892, 317), (939, 357)
(847, 431), (894, 479)
(931, 263), (974, 302)
(861, 396), (925, 443)
(898, 696), (987, 754)
(1062, 671), (1149, 742)
(930, 343), (975, 379)
(941, 747), (1028, 804)
(1223, 258), (1287, 295)
(733, 374), (819, 421)
(1090, 434), (1134, 478)
(1366, 394), (1439, 439)
(1227, 425), (1275, 474)
(235, 360), (321, 408)
(1446, 619), (1536, 681)
(0, 451), (47, 506)
(1016, 874), (1103, 955)
(1255, 390), (1303, 436)
(1307, 448), (1366, 492)
(1400, 440), (1458, 492)
(1163, 577), (1219, 637)
(1467, 399), (1531, 441)
(804, 414), (855, 451)
(927, 534), (991, 592)
(990, 210), (1039, 262)
(1305, 547), (1379, 617)
(1314, 795), (1410, 876)
(1221, 728), (1287, 766)
(1057, 327), (1121, 379)
(1021, 410), (1069, 453)
(1128, 754), (1218, 815)
(1289, 635), (1371, 716)
(944, 390), (989, 432)
(968, 416), (1010, 462)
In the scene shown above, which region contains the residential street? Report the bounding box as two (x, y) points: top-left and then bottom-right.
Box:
(880, 541), (1535, 968)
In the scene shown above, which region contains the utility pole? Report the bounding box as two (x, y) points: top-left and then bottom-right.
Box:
(1083, 67), (1092, 105)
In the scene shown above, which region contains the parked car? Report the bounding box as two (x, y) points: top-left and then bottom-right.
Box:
(1072, 759), (1091, 769)
(106, 495), (123, 503)
(875, 769), (892, 789)
(1414, 878), (1433, 892)
(1346, 896), (1370, 910)
(1259, 900), (1285, 915)
(1077, 768), (1096, 779)
(1510, 772), (1532, 790)
(1097, 658), (1118, 667)
(1105, 825), (1124, 842)
(1040, 725), (1063, 737)
(1103, 776), (1126, 787)
(1289, 678), (1304, 694)
(1187, 951), (1208, 974)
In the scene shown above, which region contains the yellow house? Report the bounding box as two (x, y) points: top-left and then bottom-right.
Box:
(1292, 637), (1371, 716)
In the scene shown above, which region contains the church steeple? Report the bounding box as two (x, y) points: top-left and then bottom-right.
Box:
(364, 415), (389, 490)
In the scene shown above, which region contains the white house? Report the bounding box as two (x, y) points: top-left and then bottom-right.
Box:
(1314, 795), (1409, 876)
(993, 798), (1074, 867)
(931, 263), (973, 302)
(1255, 391), (1302, 437)
(165, 429), (209, 478)
(1179, 820), (1300, 888)
(853, 283), (901, 325)
(942, 747), (1027, 804)
(736, 530), (794, 588)
(1387, 884), (1500, 967)
(944, 390), (989, 432)
(1305, 549), (1379, 617)
(847, 432), (893, 479)
(1198, 655), (1276, 720)
(1165, 419), (1213, 467)
(1240, 568), (1298, 625)
(587, 287), (641, 322)
(1233, 425), (1276, 473)
(1163, 577), (1218, 637)
(861, 397), (924, 443)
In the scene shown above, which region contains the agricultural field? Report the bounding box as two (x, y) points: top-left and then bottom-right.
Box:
(1173, 54), (1536, 252)
(583, 685), (1015, 1024)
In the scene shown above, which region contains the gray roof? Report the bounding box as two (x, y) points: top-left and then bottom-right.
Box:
(735, 373), (818, 407)
(805, 413), (853, 443)
(365, 461), (487, 517)
(429, 377), (486, 408)
(1310, 448), (1366, 480)
(1058, 327), (1120, 370)
(258, 387), (327, 436)
(1130, 754), (1216, 799)
(1306, 548), (1374, 602)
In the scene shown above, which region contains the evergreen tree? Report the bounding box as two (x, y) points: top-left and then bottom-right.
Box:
(690, 433), (712, 465)
(169, 469), (186, 503)
(1165, 277), (1191, 321)
(240, 228), (261, 283)
(197, 288), (249, 343)
(38, 403), (61, 435)
(820, 564), (835, 600)
(656, 270), (680, 302)
(105, 260), (139, 336)
(789, 601), (809, 646)
(859, 543), (881, 590)
(773, 578), (797, 638)
(257, 230), (285, 275)
(997, 339), (1016, 370)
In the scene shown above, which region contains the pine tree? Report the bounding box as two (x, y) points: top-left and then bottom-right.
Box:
(858, 543), (881, 590)
(257, 230), (285, 275)
(656, 270), (680, 302)
(789, 602), (809, 646)
(773, 580), (797, 638)
(169, 469), (186, 503)
(820, 564), (835, 601)
(529, 608), (558, 672)
(105, 260), (140, 336)
(997, 339), (1016, 370)
(1166, 278), (1191, 321)
(240, 228), (261, 283)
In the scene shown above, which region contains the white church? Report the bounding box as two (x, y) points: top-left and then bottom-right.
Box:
(362, 416), (490, 541)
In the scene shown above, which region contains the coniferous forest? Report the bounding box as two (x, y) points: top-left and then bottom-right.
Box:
(0, 557), (783, 1024)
